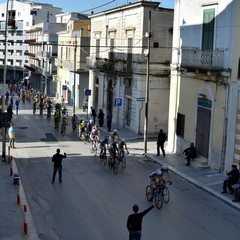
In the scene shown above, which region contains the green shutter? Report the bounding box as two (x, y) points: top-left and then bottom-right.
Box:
(202, 9), (215, 50)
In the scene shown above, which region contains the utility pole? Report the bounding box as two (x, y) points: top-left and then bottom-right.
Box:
(73, 35), (77, 115)
(2, 0), (10, 161)
(144, 11), (151, 154)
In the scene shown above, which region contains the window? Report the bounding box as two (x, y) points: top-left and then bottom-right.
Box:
(96, 39), (100, 58)
(1, 13), (4, 17)
(109, 38), (114, 60)
(202, 8), (215, 50)
(176, 113), (185, 137)
(17, 20), (23, 30)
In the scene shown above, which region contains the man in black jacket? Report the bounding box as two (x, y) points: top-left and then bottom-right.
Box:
(222, 164), (240, 194)
(127, 204), (155, 240)
(52, 148), (67, 183)
(157, 129), (167, 157)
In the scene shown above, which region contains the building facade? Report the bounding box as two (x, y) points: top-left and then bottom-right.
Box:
(168, 0), (240, 171)
(55, 13), (90, 108)
(0, 0), (61, 87)
(87, 1), (173, 134)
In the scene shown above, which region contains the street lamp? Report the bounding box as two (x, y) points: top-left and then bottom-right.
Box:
(2, 0), (10, 160)
(143, 11), (151, 154)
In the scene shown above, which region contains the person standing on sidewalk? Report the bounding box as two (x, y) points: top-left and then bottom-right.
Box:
(157, 129), (167, 157)
(52, 148), (67, 184)
(8, 123), (15, 148)
(127, 204), (155, 240)
(91, 107), (97, 124)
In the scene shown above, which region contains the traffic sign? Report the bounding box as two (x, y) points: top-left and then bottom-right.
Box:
(136, 97), (145, 102)
(114, 98), (122, 106)
(85, 89), (91, 96)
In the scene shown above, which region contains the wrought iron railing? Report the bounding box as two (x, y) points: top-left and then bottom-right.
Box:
(181, 48), (224, 70)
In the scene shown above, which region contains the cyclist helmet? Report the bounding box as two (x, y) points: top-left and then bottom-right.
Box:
(89, 119), (93, 124)
(113, 129), (118, 133)
(121, 138), (125, 142)
(156, 168), (162, 175)
(161, 165), (168, 170)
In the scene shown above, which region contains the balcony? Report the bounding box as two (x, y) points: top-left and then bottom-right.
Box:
(24, 51), (35, 58)
(181, 48), (224, 70)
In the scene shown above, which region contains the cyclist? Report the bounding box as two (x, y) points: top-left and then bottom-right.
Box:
(61, 114), (68, 134)
(109, 141), (118, 163)
(99, 136), (109, 159)
(72, 114), (78, 133)
(118, 139), (129, 156)
(90, 125), (100, 145)
(149, 165), (172, 200)
(111, 129), (119, 143)
(47, 103), (52, 120)
(54, 110), (61, 129)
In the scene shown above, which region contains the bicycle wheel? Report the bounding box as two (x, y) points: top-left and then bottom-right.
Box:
(121, 156), (126, 169)
(145, 185), (152, 202)
(162, 186), (170, 203)
(103, 153), (107, 165)
(93, 142), (98, 156)
(89, 143), (94, 153)
(155, 190), (163, 209)
(113, 161), (118, 175)
(108, 157), (112, 170)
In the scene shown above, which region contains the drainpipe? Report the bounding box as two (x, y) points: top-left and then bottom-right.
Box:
(138, 102), (143, 135)
(220, 80), (230, 172)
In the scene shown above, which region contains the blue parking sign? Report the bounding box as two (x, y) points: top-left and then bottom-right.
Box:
(85, 89), (91, 96)
(114, 98), (122, 106)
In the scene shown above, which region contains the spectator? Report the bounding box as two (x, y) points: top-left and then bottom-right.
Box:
(8, 123), (15, 148)
(183, 142), (196, 166)
(107, 112), (112, 132)
(7, 103), (14, 122)
(232, 178), (240, 202)
(156, 129), (167, 157)
(51, 148), (67, 184)
(15, 98), (20, 115)
(98, 109), (105, 127)
(222, 164), (240, 194)
(91, 107), (97, 124)
(127, 204), (155, 240)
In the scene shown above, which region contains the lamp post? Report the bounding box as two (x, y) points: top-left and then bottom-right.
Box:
(143, 11), (151, 154)
(2, 0), (10, 160)
(73, 35), (77, 115)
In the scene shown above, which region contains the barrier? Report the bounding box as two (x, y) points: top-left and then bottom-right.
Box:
(23, 204), (28, 234)
(9, 156), (13, 176)
(13, 173), (20, 185)
(17, 179), (20, 205)
(7, 146), (11, 164)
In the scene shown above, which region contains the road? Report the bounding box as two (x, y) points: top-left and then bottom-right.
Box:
(13, 107), (240, 240)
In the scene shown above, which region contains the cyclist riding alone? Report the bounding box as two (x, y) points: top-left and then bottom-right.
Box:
(118, 139), (129, 155)
(149, 166), (172, 196)
(111, 129), (119, 143)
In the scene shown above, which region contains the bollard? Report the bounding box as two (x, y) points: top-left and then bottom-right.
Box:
(9, 156), (13, 176)
(23, 204), (28, 234)
(17, 179), (20, 205)
(7, 146), (11, 164)
(13, 173), (20, 185)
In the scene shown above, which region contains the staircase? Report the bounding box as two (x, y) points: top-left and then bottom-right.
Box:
(191, 155), (209, 168)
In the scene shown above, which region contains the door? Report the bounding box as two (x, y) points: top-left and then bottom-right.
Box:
(195, 107), (211, 158)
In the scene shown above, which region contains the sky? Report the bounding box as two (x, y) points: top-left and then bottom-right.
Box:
(1, 0), (174, 14)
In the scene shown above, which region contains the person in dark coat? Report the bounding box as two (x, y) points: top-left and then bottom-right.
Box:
(157, 129), (167, 157)
(183, 142), (196, 166)
(98, 109), (105, 127)
(106, 112), (112, 132)
(90, 107), (97, 124)
(127, 204), (155, 240)
(52, 148), (67, 183)
(7, 103), (14, 122)
(222, 164), (240, 194)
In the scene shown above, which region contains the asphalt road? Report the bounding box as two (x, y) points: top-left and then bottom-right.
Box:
(12, 109), (240, 240)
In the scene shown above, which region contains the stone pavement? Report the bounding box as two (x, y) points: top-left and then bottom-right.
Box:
(0, 100), (239, 239)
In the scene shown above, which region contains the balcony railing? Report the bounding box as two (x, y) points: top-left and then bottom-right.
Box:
(181, 48), (224, 70)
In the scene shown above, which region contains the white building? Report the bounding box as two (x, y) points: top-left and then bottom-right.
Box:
(168, 0), (240, 171)
(87, 1), (173, 134)
(0, 0), (61, 86)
